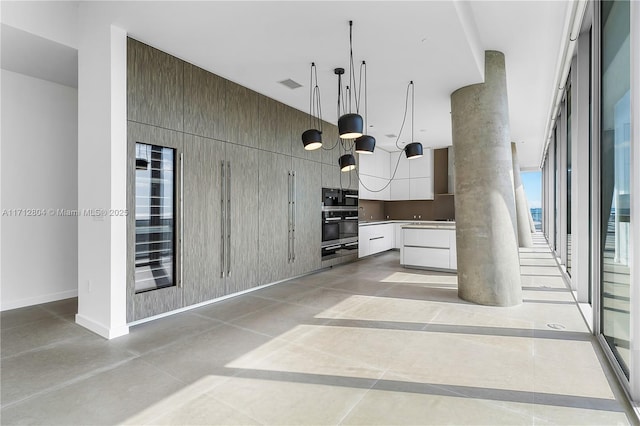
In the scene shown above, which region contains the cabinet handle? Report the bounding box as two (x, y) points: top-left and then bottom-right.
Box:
(292, 171), (296, 262)
(370, 236), (384, 241)
(227, 161), (231, 277)
(220, 161), (226, 278)
(287, 171), (291, 262)
(179, 152), (184, 288)
(344, 242), (358, 247)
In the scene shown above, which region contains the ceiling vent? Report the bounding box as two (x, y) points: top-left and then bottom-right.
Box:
(385, 134), (397, 139)
(279, 78), (302, 89)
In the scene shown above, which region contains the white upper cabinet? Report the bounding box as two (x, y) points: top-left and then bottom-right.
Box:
(390, 179), (410, 200)
(359, 148), (390, 200)
(359, 148), (390, 179)
(359, 147), (433, 200)
(390, 151), (410, 179)
(359, 174), (391, 201)
(409, 177), (434, 200)
(409, 149), (433, 178)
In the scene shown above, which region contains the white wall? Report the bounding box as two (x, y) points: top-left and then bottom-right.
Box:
(1, 70), (78, 310)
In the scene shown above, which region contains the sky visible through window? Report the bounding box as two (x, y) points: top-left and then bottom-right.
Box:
(521, 171), (541, 209)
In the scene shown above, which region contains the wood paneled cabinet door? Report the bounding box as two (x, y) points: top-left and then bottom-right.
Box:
(258, 152), (294, 285)
(291, 157), (322, 276)
(224, 143), (260, 294)
(182, 137), (260, 305)
(182, 135), (226, 306)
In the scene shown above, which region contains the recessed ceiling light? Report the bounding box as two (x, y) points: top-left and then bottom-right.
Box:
(279, 79), (302, 89)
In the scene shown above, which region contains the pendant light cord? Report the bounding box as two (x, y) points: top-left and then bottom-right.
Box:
(308, 63), (314, 129)
(348, 20), (361, 115)
(394, 82), (411, 151)
(411, 81), (414, 143)
(358, 80), (412, 193)
(361, 61), (367, 130)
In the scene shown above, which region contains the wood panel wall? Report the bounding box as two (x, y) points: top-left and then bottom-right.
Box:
(127, 38), (349, 321)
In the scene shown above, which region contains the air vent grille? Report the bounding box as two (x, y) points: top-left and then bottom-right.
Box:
(279, 79), (302, 89)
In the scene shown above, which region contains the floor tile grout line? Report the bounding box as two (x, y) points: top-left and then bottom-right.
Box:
(1, 332), (99, 361)
(125, 316), (226, 358)
(0, 355), (138, 410)
(336, 371), (386, 425)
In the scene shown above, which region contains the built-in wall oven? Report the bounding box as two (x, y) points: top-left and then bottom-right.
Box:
(321, 188), (359, 259)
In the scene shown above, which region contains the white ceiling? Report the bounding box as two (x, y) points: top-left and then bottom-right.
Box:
(2, 1), (570, 169)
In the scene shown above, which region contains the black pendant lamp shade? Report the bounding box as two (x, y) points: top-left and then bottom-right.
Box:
(302, 129), (322, 150)
(405, 142), (423, 159)
(338, 113), (363, 139)
(355, 134), (375, 154)
(339, 153), (356, 172)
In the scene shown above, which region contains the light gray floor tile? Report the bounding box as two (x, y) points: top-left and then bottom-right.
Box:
(191, 294), (280, 322)
(1, 338), (135, 407)
(139, 324), (275, 383)
(0, 358), (185, 425)
(1, 306), (54, 330)
(1, 317), (93, 359)
(111, 312), (222, 356)
(0, 235), (634, 425)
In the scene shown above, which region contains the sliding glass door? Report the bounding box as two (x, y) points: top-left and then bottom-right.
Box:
(600, 0), (631, 376)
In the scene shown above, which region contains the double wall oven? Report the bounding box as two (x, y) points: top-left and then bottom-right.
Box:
(321, 188), (359, 259)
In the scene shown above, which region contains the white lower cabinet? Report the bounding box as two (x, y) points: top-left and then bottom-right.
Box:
(394, 222), (411, 249)
(401, 227), (456, 270)
(359, 223), (394, 257)
(403, 247), (450, 269)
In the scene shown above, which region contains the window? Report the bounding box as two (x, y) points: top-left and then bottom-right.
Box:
(600, 0), (631, 376)
(567, 82), (572, 275)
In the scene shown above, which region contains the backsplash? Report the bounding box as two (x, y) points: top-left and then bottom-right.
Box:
(384, 200), (435, 220)
(357, 199), (455, 221)
(358, 199), (385, 221)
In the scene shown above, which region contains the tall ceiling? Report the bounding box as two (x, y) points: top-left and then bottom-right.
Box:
(2, 1), (571, 169)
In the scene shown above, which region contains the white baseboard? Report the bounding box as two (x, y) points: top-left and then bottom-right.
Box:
(75, 314), (129, 339)
(1, 289), (78, 311)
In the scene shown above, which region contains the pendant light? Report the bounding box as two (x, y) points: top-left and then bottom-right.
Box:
(338, 21), (363, 139)
(335, 68), (357, 172)
(404, 81), (424, 160)
(355, 61), (376, 155)
(339, 153), (356, 172)
(301, 62), (323, 150)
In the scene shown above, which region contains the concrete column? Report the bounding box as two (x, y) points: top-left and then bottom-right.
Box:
(528, 204), (536, 233)
(511, 143), (534, 247)
(451, 50), (522, 307)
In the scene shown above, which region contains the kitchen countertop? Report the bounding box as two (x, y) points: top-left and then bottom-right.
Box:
(401, 221), (456, 230)
(359, 220), (455, 228)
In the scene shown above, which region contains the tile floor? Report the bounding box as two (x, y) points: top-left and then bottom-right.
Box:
(1, 233), (636, 425)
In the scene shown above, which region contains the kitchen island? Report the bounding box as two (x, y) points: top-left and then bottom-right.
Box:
(400, 222), (457, 271)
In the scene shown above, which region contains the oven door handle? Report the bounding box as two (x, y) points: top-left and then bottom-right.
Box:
(323, 244), (342, 250)
(324, 217), (342, 221)
(344, 216), (359, 220)
(344, 242), (359, 247)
